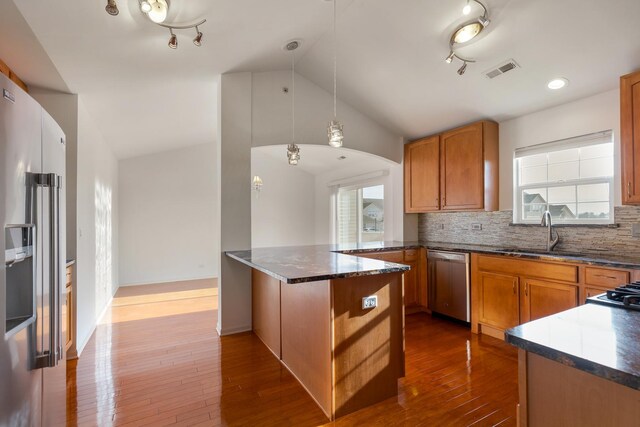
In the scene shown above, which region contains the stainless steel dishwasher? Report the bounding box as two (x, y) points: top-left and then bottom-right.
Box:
(427, 250), (470, 322)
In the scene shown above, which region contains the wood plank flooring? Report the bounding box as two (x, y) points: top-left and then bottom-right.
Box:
(67, 279), (518, 426)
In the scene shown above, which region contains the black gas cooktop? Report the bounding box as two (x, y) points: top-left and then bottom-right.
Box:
(587, 282), (640, 312)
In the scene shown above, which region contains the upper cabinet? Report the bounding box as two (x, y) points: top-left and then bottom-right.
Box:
(404, 120), (499, 213)
(621, 70), (640, 204)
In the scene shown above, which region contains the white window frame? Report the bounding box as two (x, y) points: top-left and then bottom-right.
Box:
(513, 131), (614, 225)
(330, 172), (390, 245)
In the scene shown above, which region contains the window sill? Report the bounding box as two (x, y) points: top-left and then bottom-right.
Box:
(509, 223), (619, 229)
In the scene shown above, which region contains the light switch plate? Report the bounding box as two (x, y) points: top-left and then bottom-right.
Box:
(362, 295), (378, 310)
(471, 223), (482, 231)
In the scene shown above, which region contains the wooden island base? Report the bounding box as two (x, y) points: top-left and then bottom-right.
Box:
(252, 269), (405, 420)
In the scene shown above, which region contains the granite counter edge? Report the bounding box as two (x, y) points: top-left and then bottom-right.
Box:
(504, 331), (640, 391)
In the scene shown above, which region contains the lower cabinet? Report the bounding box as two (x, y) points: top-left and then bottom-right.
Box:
(355, 249), (425, 311)
(478, 272), (520, 330)
(521, 278), (578, 323)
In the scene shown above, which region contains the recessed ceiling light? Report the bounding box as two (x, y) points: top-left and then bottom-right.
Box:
(547, 78), (569, 90)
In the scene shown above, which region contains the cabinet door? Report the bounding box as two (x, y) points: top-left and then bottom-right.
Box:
(441, 122), (484, 210)
(403, 260), (419, 307)
(621, 71), (640, 204)
(478, 272), (519, 330)
(404, 136), (440, 212)
(522, 279), (578, 322)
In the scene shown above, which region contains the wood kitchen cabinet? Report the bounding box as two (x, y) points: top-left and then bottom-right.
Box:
(404, 136), (440, 212)
(355, 249), (425, 311)
(403, 120), (499, 213)
(520, 278), (578, 323)
(621, 70), (640, 204)
(478, 272), (520, 330)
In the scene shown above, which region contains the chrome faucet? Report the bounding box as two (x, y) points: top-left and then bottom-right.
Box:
(540, 210), (560, 252)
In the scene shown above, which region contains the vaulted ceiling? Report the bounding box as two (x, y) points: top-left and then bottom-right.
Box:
(4, 0), (640, 158)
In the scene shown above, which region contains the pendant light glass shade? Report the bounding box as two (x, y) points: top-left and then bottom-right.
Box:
(328, 121), (344, 148)
(287, 143), (300, 165)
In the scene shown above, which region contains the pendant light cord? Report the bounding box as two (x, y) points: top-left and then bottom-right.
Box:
(292, 51), (295, 143)
(333, 0), (337, 119)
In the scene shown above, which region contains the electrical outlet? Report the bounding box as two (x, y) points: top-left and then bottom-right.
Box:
(438, 224), (444, 230)
(362, 295), (378, 310)
(471, 223), (482, 231)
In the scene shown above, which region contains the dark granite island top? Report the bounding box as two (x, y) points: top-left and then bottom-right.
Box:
(226, 244), (411, 284)
(505, 303), (640, 390)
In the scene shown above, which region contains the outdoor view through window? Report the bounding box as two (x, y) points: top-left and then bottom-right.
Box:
(337, 184), (384, 244)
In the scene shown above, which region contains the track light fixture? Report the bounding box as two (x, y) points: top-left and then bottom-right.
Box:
(457, 61), (468, 75)
(158, 20), (206, 50)
(193, 26), (203, 46)
(139, 0), (152, 13)
(105, 0), (119, 16)
(445, 0), (490, 76)
(168, 29), (177, 49)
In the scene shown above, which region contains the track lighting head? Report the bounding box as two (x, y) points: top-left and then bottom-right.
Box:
(445, 51), (455, 64)
(139, 0), (152, 13)
(193, 26), (203, 46)
(105, 0), (119, 16)
(478, 15), (491, 27)
(457, 62), (468, 75)
(462, 0), (471, 15)
(168, 29), (178, 49)
(148, 0), (169, 23)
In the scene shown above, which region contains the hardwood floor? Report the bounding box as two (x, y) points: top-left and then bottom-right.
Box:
(67, 279), (518, 426)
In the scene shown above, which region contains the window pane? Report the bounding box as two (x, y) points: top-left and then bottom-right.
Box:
(521, 165), (547, 185)
(577, 183), (609, 202)
(580, 143), (613, 160)
(577, 202), (610, 219)
(361, 185), (384, 243)
(580, 157), (613, 179)
(548, 162), (579, 182)
(522, 188), (547, 220)
(548, 148), (579, 164)
(549, 203), (576, 220)
(521, 153), (547, 167)
(548, 186), (576, 204)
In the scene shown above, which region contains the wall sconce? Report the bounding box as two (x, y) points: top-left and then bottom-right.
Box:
(252, 176), (263, 193)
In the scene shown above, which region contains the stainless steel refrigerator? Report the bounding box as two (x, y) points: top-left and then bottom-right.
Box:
(0, 73), (66, 426)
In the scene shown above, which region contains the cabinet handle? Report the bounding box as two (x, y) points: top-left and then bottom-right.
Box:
(595, 274), (618, 280)
(628, 181), (632, 198)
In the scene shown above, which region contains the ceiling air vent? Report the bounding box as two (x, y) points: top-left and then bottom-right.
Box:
(483, 59), (520, 79)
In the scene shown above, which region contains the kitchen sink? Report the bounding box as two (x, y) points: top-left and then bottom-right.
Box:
(494, 248), (588, 258)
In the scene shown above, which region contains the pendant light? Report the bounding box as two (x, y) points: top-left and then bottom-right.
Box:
(327, 0), (344, 148)
(286, 41), (301, 165)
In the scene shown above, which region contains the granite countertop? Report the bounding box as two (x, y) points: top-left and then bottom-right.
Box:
(505, 303), (640, 390)
(226, 244), (410, 284)
(422, 241), (640, 270)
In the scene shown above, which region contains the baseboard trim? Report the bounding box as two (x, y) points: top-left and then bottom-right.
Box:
(216, 324), (252, 336)
(76, 286), (118, 357)
(119, 276), (217, 287)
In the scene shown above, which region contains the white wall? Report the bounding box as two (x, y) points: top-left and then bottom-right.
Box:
(76, 98), (119, 354)
(251, 149), (316, 248)
(499, 89), (620, 210)
(118, 144), (217, 285)
(251, 71), (404, 163)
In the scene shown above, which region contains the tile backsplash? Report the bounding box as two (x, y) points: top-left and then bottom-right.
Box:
(418, 206), (640, 255)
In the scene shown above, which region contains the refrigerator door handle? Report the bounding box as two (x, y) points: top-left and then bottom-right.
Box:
(34, 173), (62, 369)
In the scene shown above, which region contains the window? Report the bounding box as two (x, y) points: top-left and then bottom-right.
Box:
(336, 184), (384, 244)
(514, 131), (614, 224)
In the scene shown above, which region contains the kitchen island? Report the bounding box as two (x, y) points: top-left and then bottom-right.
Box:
(505, 303), (640, 426)
(226, 245), (410, 420)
